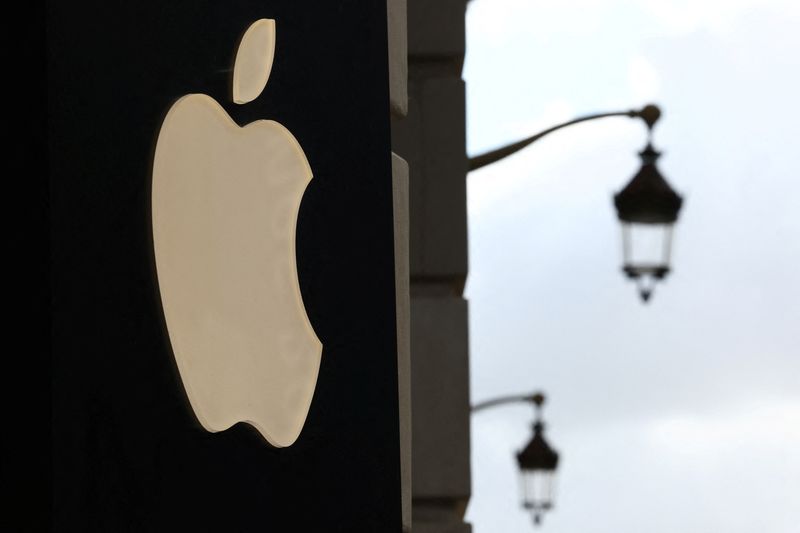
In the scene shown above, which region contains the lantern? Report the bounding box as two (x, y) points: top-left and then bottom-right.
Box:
(614, 142), (683, 302)
(516, 394), (559, 526)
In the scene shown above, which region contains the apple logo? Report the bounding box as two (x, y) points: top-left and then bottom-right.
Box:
(151, 19), (322, 448)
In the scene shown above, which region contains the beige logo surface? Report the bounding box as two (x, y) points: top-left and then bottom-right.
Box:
(151, 19), (322, 448)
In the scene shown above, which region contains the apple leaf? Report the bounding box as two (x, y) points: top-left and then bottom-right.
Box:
(233, 19), (276, 104)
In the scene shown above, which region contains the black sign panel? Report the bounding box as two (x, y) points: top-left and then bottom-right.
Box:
(49, 1), (400, 530)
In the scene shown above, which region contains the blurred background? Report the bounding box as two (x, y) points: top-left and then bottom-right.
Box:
(464, 1), (800, 532)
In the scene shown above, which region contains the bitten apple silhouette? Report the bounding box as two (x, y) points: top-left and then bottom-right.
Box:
(151, 19), (321, 448)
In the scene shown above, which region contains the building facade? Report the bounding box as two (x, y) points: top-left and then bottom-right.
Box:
(43, 1), (471, 531)
(391, 1), (473, 532)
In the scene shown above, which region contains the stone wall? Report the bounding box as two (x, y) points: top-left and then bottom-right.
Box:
(390, 1), (472, 531)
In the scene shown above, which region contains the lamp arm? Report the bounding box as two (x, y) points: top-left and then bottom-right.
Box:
(471, 393), (540, 413)
(468, 104), (661, 172)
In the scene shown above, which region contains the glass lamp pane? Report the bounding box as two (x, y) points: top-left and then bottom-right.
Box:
(519, 470), (555, 511)
(621, 222), (672, 271)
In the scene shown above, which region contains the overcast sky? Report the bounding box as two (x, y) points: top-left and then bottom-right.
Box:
(462, 1), (800, 532)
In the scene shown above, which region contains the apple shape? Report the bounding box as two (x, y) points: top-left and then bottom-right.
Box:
(151, 19), (322, 448)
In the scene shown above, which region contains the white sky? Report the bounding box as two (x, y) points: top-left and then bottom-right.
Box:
(463, 1), (800, 532)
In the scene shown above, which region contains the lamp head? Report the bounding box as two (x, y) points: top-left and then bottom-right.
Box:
(614, 144), (682, 224)
(614, 142), (684, 303)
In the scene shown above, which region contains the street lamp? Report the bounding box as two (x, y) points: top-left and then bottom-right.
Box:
(472, 391), (560, 527)
(516, 393), (559, 526)
(614, 142), (683, 302)
(469, 104), (684, 302)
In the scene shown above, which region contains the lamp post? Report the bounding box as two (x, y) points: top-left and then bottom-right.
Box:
(472, 391), (559, 526)
(469, 104), (684, 302)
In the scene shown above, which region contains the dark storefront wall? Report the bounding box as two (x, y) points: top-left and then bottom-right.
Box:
(49, 1), (401, 530)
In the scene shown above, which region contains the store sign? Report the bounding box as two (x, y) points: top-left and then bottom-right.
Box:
(50, 2), (401, 530)
(152, 19), (321, 448)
